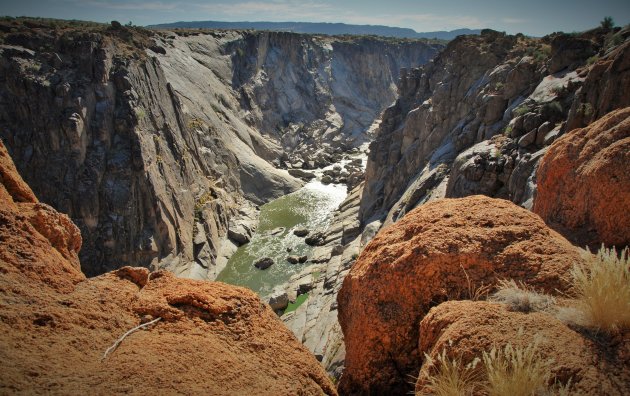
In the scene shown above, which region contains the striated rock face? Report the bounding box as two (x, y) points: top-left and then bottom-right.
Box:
(534, 107), (630, 248)
(338, 195), (583, 395)
(360, 29), (630, 227)
(0, 21), (440, 278)
(360, 30), (538, 222)
(416, 301), (630, 395)
(0, 142), (337, 395)
(566, 36), (630, 131)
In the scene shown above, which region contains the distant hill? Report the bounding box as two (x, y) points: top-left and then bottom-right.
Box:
(147, 21), (481, 40)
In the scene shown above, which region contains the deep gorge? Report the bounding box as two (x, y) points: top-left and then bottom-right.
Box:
(1, 18), (629, 395)
(0, 25), (441, 278)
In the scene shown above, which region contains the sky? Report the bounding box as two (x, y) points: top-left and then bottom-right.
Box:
(1, 0), (629, 37)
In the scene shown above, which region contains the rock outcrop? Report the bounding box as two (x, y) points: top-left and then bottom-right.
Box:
(534, 107), (630, 248)
(0, 20), (441, 278)
(360, 29), (630, 227)
(0, 140), (337, 395)
(416, 301), (630, 395)
(338, 195), (583, 395)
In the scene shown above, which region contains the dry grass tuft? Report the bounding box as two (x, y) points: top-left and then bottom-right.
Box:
(419, 349), (480, 396)
(491, 279), (555, 313)
(419, 341), (572, 396)
(571, 246), (630, 332)
(482, 342), (554, 396)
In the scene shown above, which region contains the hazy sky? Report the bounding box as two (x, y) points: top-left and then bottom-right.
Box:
(2, 0), (629, 36)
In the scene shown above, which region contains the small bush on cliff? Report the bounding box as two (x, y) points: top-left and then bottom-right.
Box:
(571, 246), (630, 332)
(600, 16), (615, 30)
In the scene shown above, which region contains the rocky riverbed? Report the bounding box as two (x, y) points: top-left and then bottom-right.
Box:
(216, 147), (367, 300)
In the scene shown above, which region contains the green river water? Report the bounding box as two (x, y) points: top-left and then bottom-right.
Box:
(216, 180), (347, 297)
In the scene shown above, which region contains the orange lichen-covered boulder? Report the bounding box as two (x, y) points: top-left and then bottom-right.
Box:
(0, 141), (337, 396)
(534, 107), (630, 248)
(337, 195), (583, 395)
(416, 301), (630, 395)
(0, 141), (84, 291)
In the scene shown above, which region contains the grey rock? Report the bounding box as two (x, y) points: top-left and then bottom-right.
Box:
(518, 129), (538, 147)
(293, 228), (309, 237)
(268, 289), (289, 311)
(543, 128), (562, 146)
(288, 168), (316, 180)
(254, 257), (274, 270)
(305, 231), (325, 246)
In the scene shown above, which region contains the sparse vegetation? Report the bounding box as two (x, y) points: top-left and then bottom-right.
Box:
(571, 246), (630, 332)
(482, 342), (554, 396)
(134, 107), (147, 120)
(422, 342), (571, 396)
(577, 102), (594, 118)
(542, 100), (563, 118)
(187, 117), (205, 130)
(600, 16), (615, 30)
(513, 105), (531, 117)
(491, 279), (555, 313)
(284, 293), (309, 314)
(586, 54), (599, 65)
(420, 348), (480, 396)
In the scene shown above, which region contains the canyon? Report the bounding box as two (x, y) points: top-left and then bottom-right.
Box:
(1, 17), (629, 395)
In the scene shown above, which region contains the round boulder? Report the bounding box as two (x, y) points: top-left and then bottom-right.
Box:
(416, 301), (629, 395)
(534, 107), (630, 248)
(254, 257), (274, 270)
(337, 195), (583, 395)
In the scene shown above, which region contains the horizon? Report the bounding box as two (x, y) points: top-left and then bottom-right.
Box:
(1, 0), (629, 37)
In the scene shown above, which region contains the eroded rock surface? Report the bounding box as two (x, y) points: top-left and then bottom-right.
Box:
(338, 195), (583, 395)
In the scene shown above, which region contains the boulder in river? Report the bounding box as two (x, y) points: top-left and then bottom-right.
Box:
(298, 255), (308, 263)
(288, 169), (316, 180)
(268, 227), (285, 236)
(254, 257), (274, 270)
(305, 231), (325, 246)
(294, 228), (309, 237)
(287, 255), (300, 264)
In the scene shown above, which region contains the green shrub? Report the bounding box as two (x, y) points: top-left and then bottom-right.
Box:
(586, 55), (599, 65)
(600, 16), (615, 30)
(513, 105), (531, 117)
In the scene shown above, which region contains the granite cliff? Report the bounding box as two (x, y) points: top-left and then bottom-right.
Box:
(0, 19), (440, 278)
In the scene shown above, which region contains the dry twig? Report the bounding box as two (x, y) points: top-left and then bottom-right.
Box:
(102, 317), (161, 361)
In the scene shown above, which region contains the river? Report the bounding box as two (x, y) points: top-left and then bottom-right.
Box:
(215, 165), (353, 297)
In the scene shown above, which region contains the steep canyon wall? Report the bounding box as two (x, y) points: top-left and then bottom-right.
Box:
(0, 21), (441, 277)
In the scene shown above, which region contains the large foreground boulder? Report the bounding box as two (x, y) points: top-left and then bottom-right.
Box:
(534, 107), (630, 248)
(337, 195), (583, 395)
(416, 301), (630, 395)
(0, 141), (336, 395)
